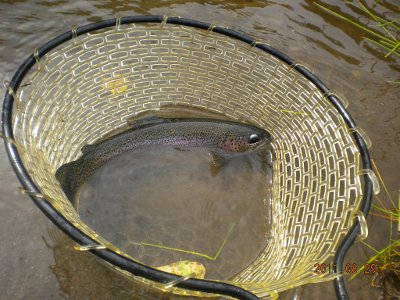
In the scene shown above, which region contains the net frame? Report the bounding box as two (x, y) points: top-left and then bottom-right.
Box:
(1, 15), (377, 299)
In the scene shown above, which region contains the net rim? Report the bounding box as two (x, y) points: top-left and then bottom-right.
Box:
(1, 15), (373, 300)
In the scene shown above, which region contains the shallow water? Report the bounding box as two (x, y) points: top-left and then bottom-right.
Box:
(0, 0), (399, 299)
(78, 145), (272, 280)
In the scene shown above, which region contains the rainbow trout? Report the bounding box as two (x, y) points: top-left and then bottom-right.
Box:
(55, 115), (272, 201)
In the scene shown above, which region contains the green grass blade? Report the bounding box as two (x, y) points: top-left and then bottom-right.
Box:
(372, 17), (400, 31)
(316, 3), (394, 45)
(365, 38), (400, 58)
(136, 221), (237, 261)
(351, 239), (400, 279)
(398, 191), (400, 233)
(345, 1), (400, 31)
(360, 240), (379, 253)
(356, 1), (398, 42)
(372, 205), (399, 218)
(372, 159), (396, 206)
(385, 42), (400, 58)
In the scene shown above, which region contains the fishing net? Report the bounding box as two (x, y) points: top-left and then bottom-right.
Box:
(2, 16), (379, 299)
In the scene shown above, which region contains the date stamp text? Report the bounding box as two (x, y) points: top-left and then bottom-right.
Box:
(314, 263), (378, 275)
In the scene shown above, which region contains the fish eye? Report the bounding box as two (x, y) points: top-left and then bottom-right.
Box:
(249, 133), (260, 143)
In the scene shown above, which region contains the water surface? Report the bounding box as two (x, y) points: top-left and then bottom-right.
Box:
(78, 145), (272, 280)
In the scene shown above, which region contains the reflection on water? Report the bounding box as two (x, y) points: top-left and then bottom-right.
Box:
(78, 145), (272, 280)
(0, 0), (398, 299)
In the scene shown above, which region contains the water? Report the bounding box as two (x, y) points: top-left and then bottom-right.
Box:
(0, 1), (398, 299)
(78, 145), (272, 280)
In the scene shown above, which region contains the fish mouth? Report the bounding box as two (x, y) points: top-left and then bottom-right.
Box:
(252, 140), (272, 151)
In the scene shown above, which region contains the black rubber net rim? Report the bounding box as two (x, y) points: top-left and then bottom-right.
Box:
(2, 16), (373, 300)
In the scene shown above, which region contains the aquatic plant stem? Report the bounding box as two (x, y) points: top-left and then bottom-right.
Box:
(315, 3), (394, 45)
(372, 159), (395, 207)
(382, 41), (400, 58)
(365, 39), (400, 58)
(376, 17), (400, 31)
(316, 2), (400, 58)
(356, 1), (397, 41)
(397, 191), (400, 233)
(278, 109), (309, 116)
(372, 205), (398, 220)
(137, 221), (237, 261)
(351, 239), (400, 280)
(350, 158), (400, 281)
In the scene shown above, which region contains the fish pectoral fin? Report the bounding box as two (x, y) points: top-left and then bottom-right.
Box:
(210, 151), (226, 177)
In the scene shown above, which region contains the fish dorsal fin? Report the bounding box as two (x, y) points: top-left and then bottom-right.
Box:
(80, 115), (171, 154)
(127, 115), (171, 130)
(81, 144), (96, 154)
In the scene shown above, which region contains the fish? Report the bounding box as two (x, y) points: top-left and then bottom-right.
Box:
(55, 115), (272, 201)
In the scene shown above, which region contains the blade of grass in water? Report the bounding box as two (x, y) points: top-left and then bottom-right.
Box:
(316, 3), (394, 44)
(351, 239), (400, 280)
(379, 18), (400, 31)
(372, 159), (395, 207)
(316, 2), (400, 58)
(369, 212), (397, 222)
(135, 221), (237, 261)
(350, 160), (399, 280)
(355, 1), (397, 42)
(372, 205), (399, 219)
(397, 192), (400, 233)
(375, 194), (388, 210)
(347, 0), (400, 32)
(365, 38), (400, 58)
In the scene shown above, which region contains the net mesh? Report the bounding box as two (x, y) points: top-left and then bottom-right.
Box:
(10, 22), (364, 298)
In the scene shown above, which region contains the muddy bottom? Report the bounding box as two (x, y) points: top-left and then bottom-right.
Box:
(77, 145), (273, 280)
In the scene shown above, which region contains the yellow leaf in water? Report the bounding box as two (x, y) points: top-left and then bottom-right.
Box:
(103, 77), (128, 95)
(156, 260), (206, 279)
